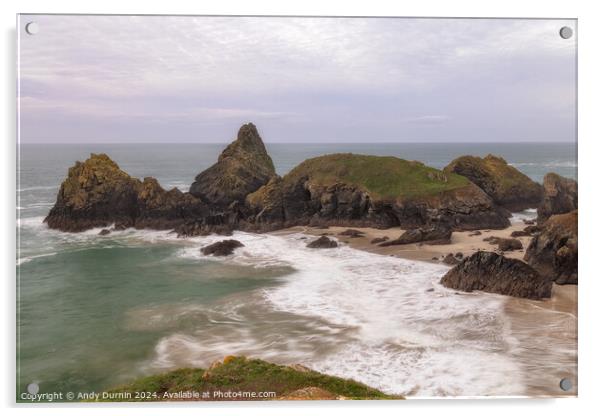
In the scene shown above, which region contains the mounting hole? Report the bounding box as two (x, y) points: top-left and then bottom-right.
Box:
(25, 22), (39, 35)
(27, 382), (39, 395)
(559, 378), (573, 391)
(559, 26), (573, 39)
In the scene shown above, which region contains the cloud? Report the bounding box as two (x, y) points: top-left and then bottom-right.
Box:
(18, 15), (576, 143)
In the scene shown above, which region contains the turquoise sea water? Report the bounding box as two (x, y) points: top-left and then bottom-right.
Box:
(17, 142), (577, 399)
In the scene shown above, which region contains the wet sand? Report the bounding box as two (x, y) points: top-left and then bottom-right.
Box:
(271, 223), (578, 397)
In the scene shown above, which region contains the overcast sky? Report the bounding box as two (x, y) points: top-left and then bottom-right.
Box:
(18, 15), (576, 143)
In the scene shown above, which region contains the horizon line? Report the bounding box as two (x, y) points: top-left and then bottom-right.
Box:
(20, 141), (577, 145)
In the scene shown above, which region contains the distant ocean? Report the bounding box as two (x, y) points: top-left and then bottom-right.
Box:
(17, 142), (577, 398)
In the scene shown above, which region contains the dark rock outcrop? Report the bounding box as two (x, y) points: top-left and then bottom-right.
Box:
(537, 173), (577, 223)
(444, 154), (543, 211)
(306, 236), (338, 249)
(380, 224), (452, 246)
(201, 239), (245, 256)
(189, 123), (276, 208)
(44, 153), (142, 232)
(338, 229), (365, 238)
(370, 236), (389, 244)
(497, 238), (523, 251)
(44, 154), (208, 232)
(443, 253), (460, 265)
(524, 225), (541, 235)
(440, 251), (552, 299)
(525, 210), (577, 284)
(246, 153), (510, 231)
(135, 177), (207, 230)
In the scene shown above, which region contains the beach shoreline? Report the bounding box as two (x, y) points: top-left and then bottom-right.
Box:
(271, 223), (578, 397)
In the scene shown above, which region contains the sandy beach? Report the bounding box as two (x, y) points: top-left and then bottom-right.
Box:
(272, 223), (578, 397)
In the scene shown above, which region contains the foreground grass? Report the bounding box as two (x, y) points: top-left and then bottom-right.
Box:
(97, 356), (399, 401)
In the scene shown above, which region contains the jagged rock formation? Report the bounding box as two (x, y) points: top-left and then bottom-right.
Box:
(525, 210), (577, 284)
(201, 240), (245, 256)
(136, 177), (208, 230)
(189, 123), (276, 207)
(440, 251), (552, 299)
(47, 125), (532, 236)
(379, 224), (452, 246)
(246, 153), (510, 231)
(44, 153), (142, 232)
(537, 173), (577, 223)
(444, 154), (543, 211)
(44, 154), (207, 232)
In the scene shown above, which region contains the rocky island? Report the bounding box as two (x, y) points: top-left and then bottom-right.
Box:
(44, 122), (578, 302)
(45, 123), (513, 235)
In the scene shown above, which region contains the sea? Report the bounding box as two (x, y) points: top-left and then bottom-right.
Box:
(16, 142), (577, 399)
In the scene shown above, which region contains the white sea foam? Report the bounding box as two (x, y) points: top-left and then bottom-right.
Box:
(17, 185), (58, 192)
(169, 231), (524, 396)
(510, 208), (537, 224)
(17, 251), (58, 265)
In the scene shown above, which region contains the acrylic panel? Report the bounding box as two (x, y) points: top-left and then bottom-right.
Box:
(16, 14), (577, 402)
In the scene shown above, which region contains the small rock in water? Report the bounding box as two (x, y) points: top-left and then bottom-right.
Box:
(523, 219), (535, 225)
(201, 239), (245, 256)
(306, 236), (338, 249)
(426, 288), (435, 292)
(440, 251), (552, 299)
(455, 252), (463, 259)
(98, 229), (111, 236)
(468, 230), (482, 236)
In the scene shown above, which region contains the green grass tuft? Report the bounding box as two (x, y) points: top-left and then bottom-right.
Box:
(284, 153), (470, 200)
(96, 356), (398, 401)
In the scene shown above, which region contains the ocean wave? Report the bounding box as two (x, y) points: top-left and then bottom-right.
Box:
(510, 209), (537, 224)
(17, 185), (58, 192)
(17, 251), (58, 265)
(162, 231), (524, 396)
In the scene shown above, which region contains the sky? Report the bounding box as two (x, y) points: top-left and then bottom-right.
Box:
(18, 15), (577, 143)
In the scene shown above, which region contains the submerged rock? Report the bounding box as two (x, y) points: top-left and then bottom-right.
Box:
(380, 224), (452, 246)
(98, 229), (111, 236)
(201, 239), (245, 256)
(444, 154), (543, 211)
(525, 210), (577, 284)
(537, 173), (577, 223)
(440, 251), (552, 299)
(306, 236), (338, 249)
(190, 123), (276, 207)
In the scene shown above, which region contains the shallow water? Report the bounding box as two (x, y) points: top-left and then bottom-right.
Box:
(17, 142), (577, 398)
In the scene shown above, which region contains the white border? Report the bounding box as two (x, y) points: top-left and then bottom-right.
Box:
(2, 1), (600, 415)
